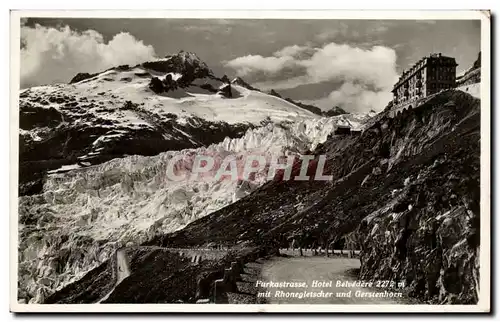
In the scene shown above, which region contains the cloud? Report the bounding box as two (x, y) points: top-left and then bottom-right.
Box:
(224, 44), (316, 78)
(225, 41), (398, 113)
(327, 82), (393, 113)
(21, 24), (157, 87)
(224, 54), (297, 77)
(273, 45), (311, 58)
(301, 43), (398, 90)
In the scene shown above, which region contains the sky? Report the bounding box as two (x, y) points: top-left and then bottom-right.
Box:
(20, 18), (481, 113)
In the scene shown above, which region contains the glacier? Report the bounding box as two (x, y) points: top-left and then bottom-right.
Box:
(18, 111), (371, 303)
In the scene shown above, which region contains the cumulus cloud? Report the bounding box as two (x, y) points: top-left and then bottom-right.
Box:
(225, 42), (398, 113)
(21, 24), (157, 87)
(328, 82), (393, 113)
(301, 43), (397, 90)
(224, 54), (296, 77)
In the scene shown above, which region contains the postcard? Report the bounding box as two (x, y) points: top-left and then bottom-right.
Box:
(10, 10), (491, 313)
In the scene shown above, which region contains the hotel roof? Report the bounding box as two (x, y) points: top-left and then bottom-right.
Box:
(392, 53), (458, 91)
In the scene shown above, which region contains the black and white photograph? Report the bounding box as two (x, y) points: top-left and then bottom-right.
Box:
(10, 10), (490, 313)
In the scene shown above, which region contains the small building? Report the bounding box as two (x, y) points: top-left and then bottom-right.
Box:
(392, 53), (458, 107)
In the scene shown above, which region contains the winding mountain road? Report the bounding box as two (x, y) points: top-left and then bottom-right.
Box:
(99, 249), (130, 303)
(97, 246), (228, 303)
(260, 256), (405, 304)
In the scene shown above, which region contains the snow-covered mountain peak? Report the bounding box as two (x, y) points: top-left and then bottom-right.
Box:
(173, 50), (205, 64)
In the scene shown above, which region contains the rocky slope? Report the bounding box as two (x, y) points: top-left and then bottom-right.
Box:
(324, 106), (349, 117)
(147, 89), (480, 304)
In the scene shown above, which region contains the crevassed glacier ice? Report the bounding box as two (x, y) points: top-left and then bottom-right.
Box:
(18, 113), (369, 303)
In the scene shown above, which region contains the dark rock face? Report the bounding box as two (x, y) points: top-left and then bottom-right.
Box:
(218, 84), (233, 98)
(268, 89), (282, 98)
(333, 126), (351, 135)
(231, 77), (258, 91)
(149, 77), (164, 94)
(324, 106), (348, 117)
(148, 90), (480, 304)
(19, 104), (63, 130)
(162, 74), (178, 91)
(69, 72), (97, 84)
(116, 64), (130, 71)
(358, 159), (480, 304)
(148, 74), (181, 94)
(142, 51), (212, 85)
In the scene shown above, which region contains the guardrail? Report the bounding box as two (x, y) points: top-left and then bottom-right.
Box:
(279, 248), (360, 258)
